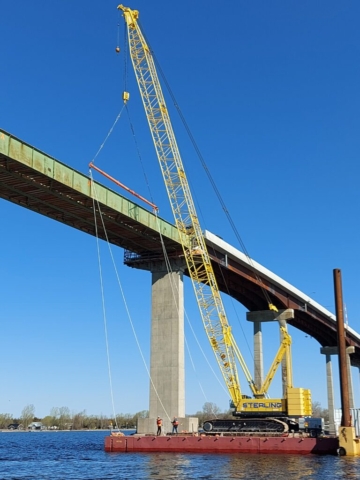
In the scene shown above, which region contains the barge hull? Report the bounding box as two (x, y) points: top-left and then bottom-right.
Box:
(105, 435), (339, 455)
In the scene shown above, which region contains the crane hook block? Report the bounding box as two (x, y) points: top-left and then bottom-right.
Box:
(115, 46), (120, 53)
(123, 91), (130, 103)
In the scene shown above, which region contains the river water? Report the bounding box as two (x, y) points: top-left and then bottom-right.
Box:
(0, 430), (359, 479)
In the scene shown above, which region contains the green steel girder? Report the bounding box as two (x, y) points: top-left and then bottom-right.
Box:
(0, 128), (183, 255)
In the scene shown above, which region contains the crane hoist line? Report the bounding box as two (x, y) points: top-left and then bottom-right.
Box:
(118, 4), (312, 434)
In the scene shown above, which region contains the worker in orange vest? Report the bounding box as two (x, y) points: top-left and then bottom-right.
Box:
(172, 416), (179, 434)
(156, 416), (162, 436)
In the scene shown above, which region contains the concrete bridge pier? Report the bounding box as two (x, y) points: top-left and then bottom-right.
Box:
(320, 345), (355, 434)
(148, 262), (185, 421)
(253, 322), (264, 390)
(322, 352), (336, 435)
(347, 350), (355, 409)
(133, 258), (198, 435)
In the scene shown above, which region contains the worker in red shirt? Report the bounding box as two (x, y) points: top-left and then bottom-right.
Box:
(156, 416), (162, 436)
(172, 416), (179, 434)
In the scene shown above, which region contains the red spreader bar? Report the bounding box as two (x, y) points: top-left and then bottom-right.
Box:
(89, 162), (158, 212)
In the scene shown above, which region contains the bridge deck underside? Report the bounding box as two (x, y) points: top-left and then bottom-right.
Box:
(0, 153), (180, 256)
(1, 129), (360, 367)
(209, 253), (360, 367)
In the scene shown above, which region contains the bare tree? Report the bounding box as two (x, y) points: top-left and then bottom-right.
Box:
(202, 402), (221, 418)
(72, 410), (86, 430)
(312, 401), (329, 422)
(49, 407), (60, 428)
(21, 404), (35, 429)
(0, 414), (13, 429)
(41, 415), (54, 428)
(58, 406), (71, 430)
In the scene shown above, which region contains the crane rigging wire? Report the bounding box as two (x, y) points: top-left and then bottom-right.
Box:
(132, 32), (263, 377)
(140, 37), (279, 385)
(120, 28), (229, 405)
(123, 96), (228, 405)
(125, 105), (155, 206)
(90, 16), (127, 168)
(89, 172), (171, 422)
(91, 166), (217, 421)
(155, 212), (229, 400)
(90, 104), (126, 166)
(113, 5), (312, 429)
(118, 20), (226, 398)
(123, 114), (229, 408)
(125, 10), (296, 407)
(121, 20), (157, 211)
(88, 24), (170, 414)
(147, 44), (275, 312)
(88, 24), (223, 420)
(90, 171), (118, 429)
(89, 12), (264, 419)
(155, 227), (227, 409)
(120, 8), (253, 406)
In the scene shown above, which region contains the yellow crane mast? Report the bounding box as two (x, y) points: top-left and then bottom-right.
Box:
(118, 5), (311, 432)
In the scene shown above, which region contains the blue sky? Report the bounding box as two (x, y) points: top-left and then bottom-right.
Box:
(1, 1), (360, 419)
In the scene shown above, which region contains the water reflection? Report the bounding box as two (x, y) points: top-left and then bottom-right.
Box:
(142, 451), (360, 480)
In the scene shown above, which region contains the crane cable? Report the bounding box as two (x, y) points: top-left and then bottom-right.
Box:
(89, 38), (257, 419)
(90, 173), (118, 429)
(121, 19), (155, 209)
(90, 15), (127, 168)
(135, 30), (273, 387)
(120, 28), (228, 405)
(123, 86), (229, 408)
(151, 53), (275, 385)
(89, 31), (175, 419)
(89, 171), (171, 423)
(132, 22), (266, 395)
(156, 213), (229, 401)
(147, 46), (275, 312)
(90, 104), (126, 166)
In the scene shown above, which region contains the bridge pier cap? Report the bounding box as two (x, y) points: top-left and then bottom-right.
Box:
(246, 309), (294, 324)
(320, 346), (355, 356)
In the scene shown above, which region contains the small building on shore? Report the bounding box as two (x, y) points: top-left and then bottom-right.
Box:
(28, 422), (45, 430)
(7, 423), (23, 430)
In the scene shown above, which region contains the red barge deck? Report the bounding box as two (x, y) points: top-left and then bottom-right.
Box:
(105, 434), (339, 455)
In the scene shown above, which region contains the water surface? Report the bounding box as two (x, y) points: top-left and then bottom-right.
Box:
(0, 431), (359, 479)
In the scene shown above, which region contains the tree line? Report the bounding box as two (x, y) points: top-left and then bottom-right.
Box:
(0, 401), (329, 430)
(0, 404), (149, 430)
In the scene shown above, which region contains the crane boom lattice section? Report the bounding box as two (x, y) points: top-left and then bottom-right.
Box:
(119, 4), (242, 406)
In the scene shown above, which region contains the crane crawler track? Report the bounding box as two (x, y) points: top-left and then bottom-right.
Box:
(203, 417), (290, 434)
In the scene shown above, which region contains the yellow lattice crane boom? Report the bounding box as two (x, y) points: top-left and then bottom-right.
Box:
(118, 5), (312, 432)
(118, 3), (243, 409)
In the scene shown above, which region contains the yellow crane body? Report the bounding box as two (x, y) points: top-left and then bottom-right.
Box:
(118, 4), (312, 431)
